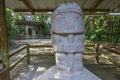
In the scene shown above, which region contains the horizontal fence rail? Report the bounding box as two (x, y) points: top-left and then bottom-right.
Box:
(9, 45), (26, 58)
(0, 42), (119, 80)
(29, 44), (52, 48)
(0, 44), (96, 65)
(0, 45), (27, 70)
(9, 45), (27, 70)
(103, 45), (120, 55)
(9, 55), (27, 70)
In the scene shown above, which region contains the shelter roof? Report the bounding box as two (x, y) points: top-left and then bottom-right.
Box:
(5, 0), (120, 15)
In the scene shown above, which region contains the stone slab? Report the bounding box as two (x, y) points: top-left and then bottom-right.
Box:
(36, 65), (101, 80)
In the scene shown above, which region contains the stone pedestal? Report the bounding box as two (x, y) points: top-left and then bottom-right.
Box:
(36, 66), (101, 80)
(37, 3), (101, 80)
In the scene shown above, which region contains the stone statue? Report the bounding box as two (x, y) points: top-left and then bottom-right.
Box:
(52, 3), (84, 78)
(37, 3), (101, 80)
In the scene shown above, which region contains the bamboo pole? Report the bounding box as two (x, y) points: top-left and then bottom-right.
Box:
(0, 0), (10, 79)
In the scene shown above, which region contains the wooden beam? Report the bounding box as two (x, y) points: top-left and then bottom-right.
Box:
(0, 0), (9, 69)
(9, 45), (26, 58)
(92, 0), (104, 11)
(0, 69), (10, 80)
(14, 9), (109, 12)
(82, 0), (87, 8)
(20, 0), (33, 13)
(9, 55), (26, 70)
(14, 9), (55, 12)
(0, 0), (10, 79)
(83, 9), (109, 12)
(26, 44), (30, 64)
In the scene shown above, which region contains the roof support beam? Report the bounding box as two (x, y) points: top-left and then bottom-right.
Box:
(14, 9), (54, 12)
(20, 0), (34, 14)
(0, 0), (10, 79)
(92, 0), (104, 11)
(14, 9), (109, 12)
(82, 0), (87, 8)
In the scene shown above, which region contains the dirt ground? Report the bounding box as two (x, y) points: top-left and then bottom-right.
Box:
(9, 39), (120, 80)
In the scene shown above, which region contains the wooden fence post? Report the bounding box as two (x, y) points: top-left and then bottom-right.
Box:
(26, 44), (30, 64)
(0, 0), (10, 79)
(0, 69), (10, 80)
(95, 43), (100, 63)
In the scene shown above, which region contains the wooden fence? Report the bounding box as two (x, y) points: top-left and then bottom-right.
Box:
(0, 45), (27, 80)
(0, 45), (27, 70)
(0, 43), (98, 69)
(1, 43), (118, 79)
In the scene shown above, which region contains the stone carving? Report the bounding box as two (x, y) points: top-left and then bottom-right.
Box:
(37, 3), (101, 80)
(52, 3), (84, 34)
(52, 34), (84, 52)
(52, 3), (85, 76)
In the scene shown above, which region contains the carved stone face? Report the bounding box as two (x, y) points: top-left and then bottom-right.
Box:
(51, 3), (85, 76)
(52, 34), (84, 53)
(56, 53), (67, 71)
(52, 12), (85, 34)
(74, 53), (83, 71)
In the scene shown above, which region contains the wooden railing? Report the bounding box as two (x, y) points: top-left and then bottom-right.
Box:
(9, 45), (26, 58)
(0, 45), (28, 80)
(2, 43), (119, 78)
(0, 45), (28, 70)
(0, 42), (119, 80)
(27, 44), (53, 57)
(103, 45), (120, 55)
(0, 43), (97, 66)
(9, 45), (28, 70)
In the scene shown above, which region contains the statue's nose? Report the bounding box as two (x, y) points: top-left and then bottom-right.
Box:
(67, 34), (74, 43)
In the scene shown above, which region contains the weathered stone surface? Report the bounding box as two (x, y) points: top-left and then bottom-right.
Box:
(52, 3), (85, 34)
(55, 53), (83, 72)
(37, 3), (101, 80)
(55, 53), (67, 71)
(74, 53), (83, 71)
(36, 66), (101, 80)
(52, 34), (84, 52)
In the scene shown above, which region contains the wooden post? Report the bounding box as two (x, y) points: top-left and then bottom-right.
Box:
(0, 0), (10, 80)
(95, 43), (100, 63)
(26, 44), (30, 64)
(0, 68), (10, 80)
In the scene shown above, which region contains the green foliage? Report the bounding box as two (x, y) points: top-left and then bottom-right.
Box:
(6, 8), (119, 44)
(37, 15), (51, 38)
(85, 16), (120, 43)
(6, 8), (15, 39)
(5, 8), (17, 48)
(14, 15), (25, 35)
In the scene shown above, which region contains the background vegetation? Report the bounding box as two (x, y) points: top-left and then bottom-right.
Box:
(5, 8), (120, 47)
(85, 16), (120, 44)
